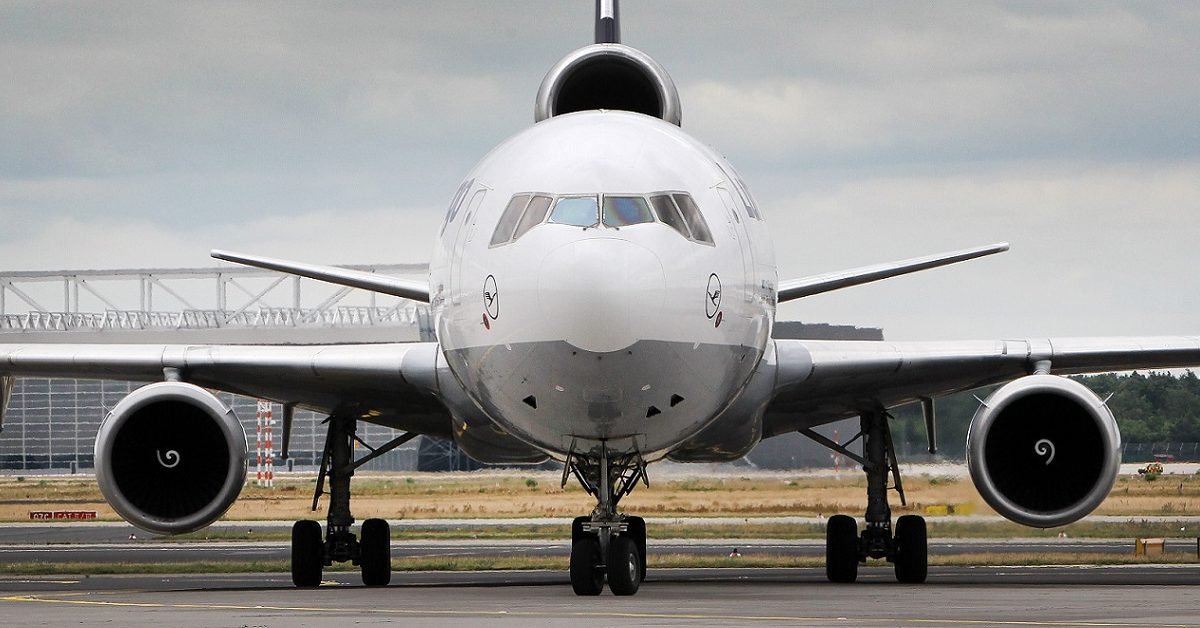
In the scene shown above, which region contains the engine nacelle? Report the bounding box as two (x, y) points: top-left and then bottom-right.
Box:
(95, 382), (247, 534)
(966, 374), (1120, 528)
(535, 44), (682, 126)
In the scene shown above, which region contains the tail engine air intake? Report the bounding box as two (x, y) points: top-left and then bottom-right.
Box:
(966, 374), (1120, 528)
(535, 44), (682, 126)
(95, 382), (247, 535)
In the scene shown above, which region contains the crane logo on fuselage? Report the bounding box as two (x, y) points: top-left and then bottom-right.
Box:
(706, 273), (722, 319)
(484, 274), (499, 320)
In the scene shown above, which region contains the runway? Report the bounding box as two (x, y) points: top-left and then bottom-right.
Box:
(2, 566), (1198, 626)
(2, 537), (1191, 565)
(2, 523), (1198, 625)
(3, 520), (1200, 567)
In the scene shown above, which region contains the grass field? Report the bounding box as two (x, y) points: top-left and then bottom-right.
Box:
(2, 469), (1199, 532)
(3, 470), (1198, 574)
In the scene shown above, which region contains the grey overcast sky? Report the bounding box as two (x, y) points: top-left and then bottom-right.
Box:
(1, 1), (1198, 340)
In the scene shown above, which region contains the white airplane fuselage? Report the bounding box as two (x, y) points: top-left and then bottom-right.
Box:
(430, 111), (778, 460)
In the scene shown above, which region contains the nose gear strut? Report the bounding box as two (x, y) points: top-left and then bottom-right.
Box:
(563, 441), (650, 595)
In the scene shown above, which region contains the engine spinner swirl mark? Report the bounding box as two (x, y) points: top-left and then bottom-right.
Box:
(157, 449), (180, 469)
(1034, 438), (1056, 465)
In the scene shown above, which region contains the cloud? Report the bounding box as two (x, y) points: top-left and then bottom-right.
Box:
(0, 205), (440, 272)
(1, 2), (1198, 342)
(773, 161), (1200, 339)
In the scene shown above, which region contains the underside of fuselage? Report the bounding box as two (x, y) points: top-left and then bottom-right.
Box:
(445, 339), (762, 459)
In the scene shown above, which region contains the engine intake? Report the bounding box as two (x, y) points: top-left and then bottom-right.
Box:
(95, 382), (247, 534)
(535, 44), (682, 126)
(966, 374), (1120, 528)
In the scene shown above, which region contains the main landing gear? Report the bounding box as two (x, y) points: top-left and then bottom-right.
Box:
(564, 443), (649, 596)
(291, 415), (417, 587)
(811, 410), (928, 584)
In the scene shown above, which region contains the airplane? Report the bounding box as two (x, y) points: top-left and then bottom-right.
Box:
(3, 0), (1200, 597)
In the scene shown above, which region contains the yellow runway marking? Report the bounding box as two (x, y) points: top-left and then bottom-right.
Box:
(0, 594), (1194, 627)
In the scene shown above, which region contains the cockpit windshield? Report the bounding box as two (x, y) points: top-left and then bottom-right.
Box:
(488, 191), (714, 246)
(549, 196), (600, 227)
(602, 196), (654, 227)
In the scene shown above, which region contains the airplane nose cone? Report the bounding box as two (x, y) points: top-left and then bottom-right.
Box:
(539, 237), (666, 353)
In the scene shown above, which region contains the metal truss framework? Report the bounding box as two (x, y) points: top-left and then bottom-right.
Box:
(0, 263), (431, 333)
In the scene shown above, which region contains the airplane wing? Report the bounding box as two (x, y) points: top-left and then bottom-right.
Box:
(776, 243), (1008, 303)
(762, 336), (1200, 436)
(0, 342), (451, 437)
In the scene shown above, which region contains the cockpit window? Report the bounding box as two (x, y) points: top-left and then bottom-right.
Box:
(549, 196), (599, 227)
(489, 194), (531, 246)
(603, 196), (654, 227)
(673, 193), (714, 244)
(489, 191), (713, 246)
(649, 194), (690, 238)
(513, 194), (553, 240)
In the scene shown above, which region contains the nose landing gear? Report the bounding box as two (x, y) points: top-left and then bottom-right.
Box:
(564, 442), (649, 596)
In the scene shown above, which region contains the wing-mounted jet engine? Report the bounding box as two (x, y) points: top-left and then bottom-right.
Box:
(95, 382), (247, 535)
(966, 374), (1121, 528)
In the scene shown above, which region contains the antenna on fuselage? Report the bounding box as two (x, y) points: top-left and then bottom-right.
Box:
(595, 0), (620, 44)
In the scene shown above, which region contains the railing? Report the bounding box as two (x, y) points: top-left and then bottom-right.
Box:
(0, 305), (426, 332)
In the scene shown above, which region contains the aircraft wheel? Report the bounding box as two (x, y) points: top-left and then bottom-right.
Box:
(825, 514), (859, 583)
(893, 515), (928, 584)
(569, 537), (605, 596)
(625, 516), (647, 582)
(571, 515), (589, 543)
(360, 518), (392, 587)
(291, 520), (324, 587)
(607, 535), (641, 596)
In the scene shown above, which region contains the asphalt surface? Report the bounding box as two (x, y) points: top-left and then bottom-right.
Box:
(2, 566), (1198, 626)
(3, 521), (1200, 564)
(4, 537), (1197, 565)
(2, 523), (1199, 626)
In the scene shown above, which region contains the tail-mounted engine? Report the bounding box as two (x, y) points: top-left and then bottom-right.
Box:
(966, 374), (1121, 528)
(95, 382), (247, 534)
(535, 44), (682, 126)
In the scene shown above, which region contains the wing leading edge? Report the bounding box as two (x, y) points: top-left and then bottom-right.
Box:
(776, 243), (1009, 303)
(211, 250), (431, 303)
(0, 342), (450, 437)
(762, 336), (1200, 437)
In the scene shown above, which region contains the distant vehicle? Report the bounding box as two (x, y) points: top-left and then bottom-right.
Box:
(1139, 463), (1165, 475)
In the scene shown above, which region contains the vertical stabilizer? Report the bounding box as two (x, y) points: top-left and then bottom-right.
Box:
(595, 0), (620, 44)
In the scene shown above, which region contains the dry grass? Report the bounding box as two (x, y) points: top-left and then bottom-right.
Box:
(1, 471), (1198, 524)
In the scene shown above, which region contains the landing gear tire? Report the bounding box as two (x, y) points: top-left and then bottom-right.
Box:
(607, 535), (642, 596)
(291, 520), (323, 587)
(825, 514), (859, 583)
(570, 537), (605, 596)
(893, 514), (927, 584)
(360, 518), (391, 587)
(625, 515), (647, 582)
